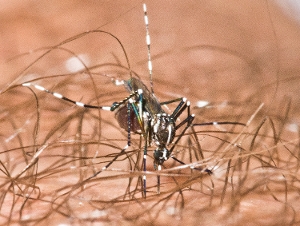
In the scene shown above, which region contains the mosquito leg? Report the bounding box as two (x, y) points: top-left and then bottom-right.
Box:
(22, 82), (141, 112)
(143, 145), (147, 197)
(160, 97), (183, 105)
(88, 144), (129, 180)
(157, 164), (161, 194)
(171, 155), (212, 174)
(127, 102), (132, 146)
(169, 100), (194, 156)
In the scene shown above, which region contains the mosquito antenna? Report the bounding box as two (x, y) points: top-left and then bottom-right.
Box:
(143, 4), (154, 94)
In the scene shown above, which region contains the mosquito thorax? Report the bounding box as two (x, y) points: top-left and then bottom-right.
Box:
(151, 113), (176, 169)
(151, 113), (175, 147)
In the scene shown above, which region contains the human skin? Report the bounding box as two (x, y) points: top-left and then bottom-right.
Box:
(1, 1), (300, 225)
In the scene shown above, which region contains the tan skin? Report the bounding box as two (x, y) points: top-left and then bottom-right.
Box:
(1, 1), (300, 225)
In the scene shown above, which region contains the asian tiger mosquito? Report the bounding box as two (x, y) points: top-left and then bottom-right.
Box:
(21, 4), (244, 197)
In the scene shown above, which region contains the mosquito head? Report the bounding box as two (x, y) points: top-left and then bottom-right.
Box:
(153, 147), (170, 170)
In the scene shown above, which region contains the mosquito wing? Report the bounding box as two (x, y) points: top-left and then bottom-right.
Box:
(124, 77), (164, 115)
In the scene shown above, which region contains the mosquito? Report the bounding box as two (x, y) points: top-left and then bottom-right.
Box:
(21, 4), (243, 197)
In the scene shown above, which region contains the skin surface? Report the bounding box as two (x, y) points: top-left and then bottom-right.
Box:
(1, 1), (300, 225)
